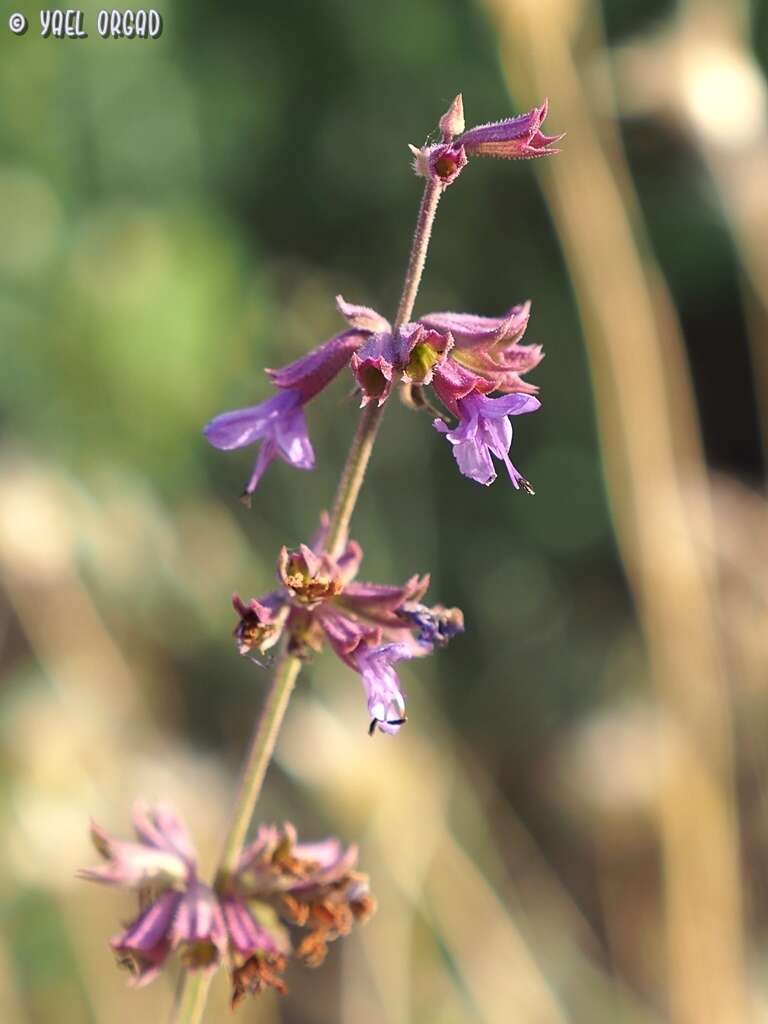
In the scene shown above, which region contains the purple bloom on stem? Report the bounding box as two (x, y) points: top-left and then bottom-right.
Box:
(204, 389), (313, 500)
(459, 99), (563, 160)
(204, 329), (364, 498)
(232, 523), (459, 734)
(80, 808), (376, 1002)
(434, 390), (540, 489)
(352, 642), (412, 736)
(80, 805), (226, 984)
(411, 95), (562, 188)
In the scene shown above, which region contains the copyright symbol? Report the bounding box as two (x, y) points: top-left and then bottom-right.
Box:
(8, 13), (28, 35)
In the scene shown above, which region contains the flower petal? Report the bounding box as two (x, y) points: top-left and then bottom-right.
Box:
(110, 890), (181, 986)
(335, 296), (390, 334)
(203, 391), (300, 451)
(459, 101), (563, 160)
(419, 302), (530, 348)
(132, 803), (197, 866)
(266, 330), (365, 401)
(353, 643), (411, 735)
(453, 437), (497, 486)
(170, 882), (228, 970)
(221, 896), (283, 957)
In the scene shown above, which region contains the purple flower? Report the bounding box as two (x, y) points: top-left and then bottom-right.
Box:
(206, 288), (545, 496)
(411, 94), (563, 188)
(168, 881), (228, 973)
(232, 523), (461, 733)
(434, 390), (540, 489)
(109, 890), (179, 986)
(79, 805), (226, 985)
(352, 642), (412, 736)
(204, 328), (364, 498)
(349, 322), (452, 407)
(80, 808), (376, 1003)
(204, 389), (313, 500)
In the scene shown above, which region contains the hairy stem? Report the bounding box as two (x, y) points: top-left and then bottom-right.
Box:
(324, 402), (385, 558)
(172, 175), (443, 1024)
(325, 178), (442, 557)
(394, 179), (442, 329)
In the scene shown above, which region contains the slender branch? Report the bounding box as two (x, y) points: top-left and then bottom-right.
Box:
(171, 972), (213, 1024)
(394, 179), (442, 328)
(325, 178), (443, 558)
(172, 173), (444, 1024)
(324, 402), (385, 558)
(215, 653), (303, 880)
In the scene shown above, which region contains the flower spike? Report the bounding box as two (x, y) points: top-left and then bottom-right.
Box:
(232, 519), (461, 734)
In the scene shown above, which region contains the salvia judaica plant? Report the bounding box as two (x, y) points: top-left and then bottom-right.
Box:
(81, 93), (561, 1021)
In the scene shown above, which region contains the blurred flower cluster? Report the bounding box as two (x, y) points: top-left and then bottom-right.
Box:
(80, 805), (374, 1006)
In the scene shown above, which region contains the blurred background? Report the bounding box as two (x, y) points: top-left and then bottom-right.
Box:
(2, 0), (768, 1021)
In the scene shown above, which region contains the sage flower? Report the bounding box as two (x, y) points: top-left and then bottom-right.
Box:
(79, 808), (375, 1005)
(411, 94), (563, 188)
(204, 329), (363, 499)
(78, 804), (226, 985)
(434, 390), (540, 489)
(231, 519), (463, 734)
(205, 291), (543, 495)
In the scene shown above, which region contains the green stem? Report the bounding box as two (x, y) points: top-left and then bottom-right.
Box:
(170, 971), (213, 1024)
(171, 175), (444, 1024)
(216, 653), (303, 880)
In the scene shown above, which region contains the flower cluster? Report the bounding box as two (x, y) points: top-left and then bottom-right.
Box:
(79, 805), (374, 1006)
(204, 95), (558, 496)
(206, 294), (543, 493)
(409, 93), (563, 188)
(233, 515), (463, 735)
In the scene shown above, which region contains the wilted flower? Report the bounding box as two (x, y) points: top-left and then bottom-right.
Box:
(411, 94), (563, 188)
(79, 808), (375, 1006)
(398, 601), (466, 648)
(227, 823), (375, 1004)
(232, 517), (463, 734)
